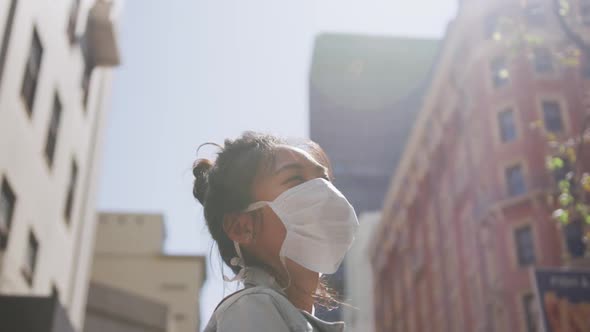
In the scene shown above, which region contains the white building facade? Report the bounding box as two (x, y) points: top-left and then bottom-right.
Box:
(344, 211), (380, 332)
(0, 0), (120, 329)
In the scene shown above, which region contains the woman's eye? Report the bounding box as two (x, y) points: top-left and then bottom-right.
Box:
(284, 176), (304, 185)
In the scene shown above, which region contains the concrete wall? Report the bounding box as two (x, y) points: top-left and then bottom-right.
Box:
(94, 213), (166, 254)
(91, 213), (207, 332)
(84, 282), (168, 332)
(0, 0), (119, 329)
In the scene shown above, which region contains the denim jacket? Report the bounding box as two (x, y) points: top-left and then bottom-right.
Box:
(203, 267), (345, 332)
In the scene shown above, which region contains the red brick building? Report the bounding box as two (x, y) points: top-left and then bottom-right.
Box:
(370, 1), (590, 331)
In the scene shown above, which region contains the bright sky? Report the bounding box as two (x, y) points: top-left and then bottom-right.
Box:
(97, 1), (457, 330)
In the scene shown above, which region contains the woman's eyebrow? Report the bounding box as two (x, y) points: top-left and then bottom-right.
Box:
(273, 163), (303, 175)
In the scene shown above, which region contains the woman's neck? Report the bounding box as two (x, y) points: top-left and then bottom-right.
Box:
(286, 284), (315, 313)
(281, 261), (319, 313)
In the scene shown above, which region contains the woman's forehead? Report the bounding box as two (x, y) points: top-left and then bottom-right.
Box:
(252, 145), (328, 190)
(273, 145), (318, 167)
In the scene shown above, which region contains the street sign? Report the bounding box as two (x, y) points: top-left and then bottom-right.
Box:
(532, 268), (590, 332)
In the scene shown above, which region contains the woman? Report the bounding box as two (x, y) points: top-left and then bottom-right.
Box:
(193, 132), (358, 332)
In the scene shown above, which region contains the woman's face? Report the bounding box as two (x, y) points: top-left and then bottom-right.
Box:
(246, 145), (330, 271)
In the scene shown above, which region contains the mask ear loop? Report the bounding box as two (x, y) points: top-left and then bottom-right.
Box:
(222, 202), (267, 282)
(223, 241), (246, 282)
(222, 203), (264, 283)
(279, 255), (292, 291)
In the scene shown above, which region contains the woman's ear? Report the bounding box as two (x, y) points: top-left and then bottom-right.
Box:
(223, 212), (254, 244)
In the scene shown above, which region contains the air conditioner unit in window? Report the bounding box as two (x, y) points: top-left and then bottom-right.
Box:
(85, 0), (121, 67)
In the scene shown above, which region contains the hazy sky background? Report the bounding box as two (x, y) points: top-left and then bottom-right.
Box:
(97, 0), (458, 330)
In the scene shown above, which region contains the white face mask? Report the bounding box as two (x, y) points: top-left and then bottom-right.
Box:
(243, 178), (358, 274)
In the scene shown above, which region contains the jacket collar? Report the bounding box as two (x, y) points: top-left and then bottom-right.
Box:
(301, 311), (345, 332)
(243, 266), (286, 295)
(242, 267), (344, 332)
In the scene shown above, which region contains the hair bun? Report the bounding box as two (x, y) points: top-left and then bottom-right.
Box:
(193, 159), (213, 205)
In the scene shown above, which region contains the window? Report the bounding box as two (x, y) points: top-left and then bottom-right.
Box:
(79, 35), (95, 109)
(498, 109), (517, 142)
(506, 164), (526, 196)
(542, 101), (564, 133)
(67, 0), (80, 44)
(64, 159), (78, 222)
(522, 293), (539, 332)
(515, 225), (536, 266)
(419, 282), (429, 328)
(491, 57), (509, 88)
(582, 58), (590, 79)
(44, 94), (62, 167)
(23, 230), (39, 286)
(21, 28), (43, 115)
(0, 177), (16, 250)
(81, 56), (94, 108)
(581, 0), (590, 26)
(0, 0), (18, 87)
(393, 278), (403, 315)
(51, 283), (60, 302)
(525, 3), (546, 26)
(533, 48), (553, 73)
(484, 14), (499, 39)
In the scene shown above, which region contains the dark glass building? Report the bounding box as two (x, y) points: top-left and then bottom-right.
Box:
(309, 33), (440, 321)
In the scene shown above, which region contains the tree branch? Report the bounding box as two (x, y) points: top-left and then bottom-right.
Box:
(553, 0), (590, 56)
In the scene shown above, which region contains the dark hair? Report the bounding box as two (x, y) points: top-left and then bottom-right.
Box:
(193, 132), (282, 273)
(192, 131), (340, 309)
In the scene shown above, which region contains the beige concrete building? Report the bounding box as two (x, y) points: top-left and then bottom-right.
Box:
(85, 282), (169, 332)
(91, 212), (207, 332)
(0, 0), (120, 330)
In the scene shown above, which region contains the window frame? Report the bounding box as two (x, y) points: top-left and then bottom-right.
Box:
(64, 158), (79, 223)
(20, 27), (43, 116)
(0, 176), (16, 250)
(514, 224), (536, 267)
(542, 100), (564, 133)
(44, 93), (63, 168)
(580, 0), (590, 26)
(80, 36), (96, 110)
(505, 163), (527, 197)
(0, 0), (19, 87)
(535, 95), (570, 136)
(532, 47), (554, 74)
(66, 0), (81, 44)
(491, 56), (510, 88)
(524, 2), (547, 26)
(81, 56), (94, 109)
(582, 57), (590, 79)
(484, 13), (499, 40)
(497, 107), (518, 143)
(521, 292), (539, 332)
(22, 229), (39, 287)
(51, 282), (61, 303)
